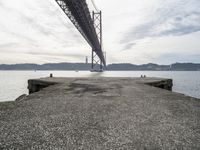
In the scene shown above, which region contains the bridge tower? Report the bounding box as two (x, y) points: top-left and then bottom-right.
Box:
(91, 11), (104, 72)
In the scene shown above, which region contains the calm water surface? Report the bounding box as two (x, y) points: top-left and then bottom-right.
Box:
(0, 71), (200, 102)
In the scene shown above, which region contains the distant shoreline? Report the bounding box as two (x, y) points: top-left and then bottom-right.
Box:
(0, 70), (200, 71)
(0, 62), (200, 71)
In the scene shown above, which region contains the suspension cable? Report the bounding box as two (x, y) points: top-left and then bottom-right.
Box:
(90, 0), (99, 12)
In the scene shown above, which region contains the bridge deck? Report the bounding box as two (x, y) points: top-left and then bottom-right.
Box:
(0, 77), (199, 149)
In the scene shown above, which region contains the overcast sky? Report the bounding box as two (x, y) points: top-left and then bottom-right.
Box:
(0, 0), (200, 64)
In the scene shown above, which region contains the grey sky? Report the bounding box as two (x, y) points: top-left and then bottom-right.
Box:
(0, 0), (200, 64)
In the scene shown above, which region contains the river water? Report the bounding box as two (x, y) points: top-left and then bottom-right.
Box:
(0, 71), (199, 102)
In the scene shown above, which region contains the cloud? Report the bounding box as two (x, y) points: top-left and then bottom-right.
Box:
(0, 47), (86, 58)
(0, 0), (87, 56)
(2, 1), (80, 41)
(156, 53), (200, 64)
(121, 0), (200, 50)
(0, 43), (18, 49)
(27, 51), (86, 58)
(0, 1), (4, 6)
(122, 42), (136, 51)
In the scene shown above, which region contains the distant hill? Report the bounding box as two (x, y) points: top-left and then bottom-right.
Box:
(0, 62), (200, 71)
(0, 63), (91, 71)
(106, 63), (170, 71)
(170, 63), (200, 71)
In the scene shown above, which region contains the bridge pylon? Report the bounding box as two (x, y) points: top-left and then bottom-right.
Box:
(91, 11), (105, 72)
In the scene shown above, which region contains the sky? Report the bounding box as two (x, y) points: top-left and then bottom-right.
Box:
(0, 0), (200, 65)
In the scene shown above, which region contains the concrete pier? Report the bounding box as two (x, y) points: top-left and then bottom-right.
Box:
(0, 77), (199, 149)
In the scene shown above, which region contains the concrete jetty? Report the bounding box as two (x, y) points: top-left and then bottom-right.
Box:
(0, 77), (199, 149)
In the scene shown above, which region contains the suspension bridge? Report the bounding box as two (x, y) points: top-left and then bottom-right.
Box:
(55, 0), (106, 71)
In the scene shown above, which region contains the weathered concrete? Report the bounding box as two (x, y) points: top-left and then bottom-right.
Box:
(28, 77), (173, 94)
(0, 77), (199, 149)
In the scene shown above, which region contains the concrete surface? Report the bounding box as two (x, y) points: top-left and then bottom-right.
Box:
(0, 77), (199, 149)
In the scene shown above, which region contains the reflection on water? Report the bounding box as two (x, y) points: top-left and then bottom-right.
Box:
(0, 71), (200, 102)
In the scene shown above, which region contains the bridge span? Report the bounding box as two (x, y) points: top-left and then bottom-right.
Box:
(55, 0), (106, 70)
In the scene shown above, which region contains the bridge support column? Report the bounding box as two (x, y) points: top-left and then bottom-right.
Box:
(91, 11), (104, 72)
(91, 49), (103, 71)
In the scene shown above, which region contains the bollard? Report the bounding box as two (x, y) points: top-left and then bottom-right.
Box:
(50, 73), (53, 78)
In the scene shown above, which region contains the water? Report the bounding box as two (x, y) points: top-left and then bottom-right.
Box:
(0, 71), (200, 102)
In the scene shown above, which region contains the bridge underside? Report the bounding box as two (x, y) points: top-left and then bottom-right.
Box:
(55, 0), (106, 68)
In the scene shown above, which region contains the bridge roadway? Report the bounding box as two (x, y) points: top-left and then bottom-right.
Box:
(0, 77), (199, 149)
